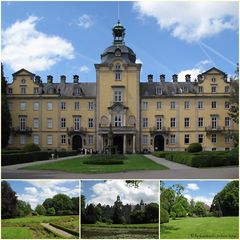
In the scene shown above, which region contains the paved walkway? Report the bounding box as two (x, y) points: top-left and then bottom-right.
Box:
(41, 223), (74, 238)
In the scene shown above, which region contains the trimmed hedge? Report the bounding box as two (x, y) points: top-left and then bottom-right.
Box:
(187, 143), (202, 153)
(50, 223), (79, 237)
(23, 143), (41, 152)
(152, 151), (169, 158)
(1, 150), (24, 154)
(57, 151), (77, 158)
(83, 154), (125, 165)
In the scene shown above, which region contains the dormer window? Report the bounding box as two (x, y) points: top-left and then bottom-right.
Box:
(34, 87), (39, 94)
(74, 87), (82, 95)
(48, 87), (53, 94)
(211, 85), (217, 93)
(115, 64), (121, 80)
(156, 87), (162, 95)
(211, 77), (216, 83)
(198, 86), (203, 93)
(20, 87), (26, 94)
(21, 79), (26, 84)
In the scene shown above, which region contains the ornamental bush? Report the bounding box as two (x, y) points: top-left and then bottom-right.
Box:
(160, 207), (169, 224)
(23, 143), (41, 152)
(187, 143), (202, 153)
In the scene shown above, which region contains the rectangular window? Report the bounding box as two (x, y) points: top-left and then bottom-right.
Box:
(33, 102), (39, 111)
(184, 134), (190, 144)
(74, 117), (81, 130)
(33, 135), (39, 145)
(142, 118), (148, 128)
(33, 118), (39, 129)
(114, 90), (122, 102)
(61, 118), (66, 128)
(20, 87), (26, 94)
(47, 118), (53, 128)
(74, 102), (80, 110)
(198, 117), (204, 128)
(156, 87), (162, 95)
(156, 101), (162, 109)
(211, 77), (216, 83)
(184, 117), (190, 128)
(225, 102), (230, 109)
(225, 136), (231, 143)
(197, 101), (203, 109)
(198, 86), (203, 93)
(8, 88), (13, 94)
(225, 86), (230, 93)
(156, 117), (162, 130)
(20, 102), (26, 111)
(115, 72), (121, 80)
(47, 102), (53, 110)
(184, 101), (190, 109)
(47, 135), (53, 145)
(114, 114), (122, 127)
(225, 117), (230, 127)
(88, 135), (94, 145)
(88, 118), (94, 128)
(8, 135), (12, 145)
(88, 101), (94, 110)
(61, 102), (66, 110)
(212, 101), (217, 109)
(170, 101), (176, 109)
(8, 103), (12, 111)
(211, 117), (217, 129)
(20, 135), (26, 145)
(142, 101), (148, 110)
(61, 135), (66, 144)
(170, 134), (176, 144)
(142, 135), (148, 144)
(170, 118), (176, 128)
(34, 87), (39, 94)
(211, 85), (217, 93)
(20, 117), (26, 130)
(198, 134), (203, 144)
(211, 134), (217, 143)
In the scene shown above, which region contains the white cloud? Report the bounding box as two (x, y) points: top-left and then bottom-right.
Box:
(80, 65), (90, 73)
(186, 183), (200, 191)
(2, 16), (74, 72)
(134, 2), (238, 42)
(177, 68), (202, 82)
(184, 194), (213, 207)
(77, 14), (94, 29)
(17, 180), (79, 209)
(136, 58), (143, 64)
(89, 180), (159, 206)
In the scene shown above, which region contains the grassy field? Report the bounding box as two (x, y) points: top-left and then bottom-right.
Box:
(160, 217), (239, 239)
(81, 223), (159, 239)
(23, 154), (168, 173)
(1, 215), (79, 239)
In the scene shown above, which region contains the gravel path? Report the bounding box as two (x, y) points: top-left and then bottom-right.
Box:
(41, 223), (74, 238)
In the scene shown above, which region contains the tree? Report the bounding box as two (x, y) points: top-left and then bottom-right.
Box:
(175, 196), (189, 213)
(172, 184), (184, 196)
(193, 201), (207, 217)
(112, 195), (124, 224)
(81, 195), (86, 211)
(211, 200), (223, 217)
(144, 203), (159, 223)
(52, 194), (73, 214)
(125, 180), (143, 188)
(130, 210), (145, 224)
(35, 204), (46, 215)
(43, 198), (54, 210)
(47, 207), (56, 216)
(17, 200), (32, 217)
(210, 180), (239, 216)
(160, 207), (169, 224)
(95, 205), (103, 222)
(72, 197), (79, 214)
(160, 188), (175, 213)
(1, 181), (18, 219)
(172, 202), (187, 217)
(1, 63), (11, 148)
(84, 204), (97, 224)
(189, 199), (195, 216)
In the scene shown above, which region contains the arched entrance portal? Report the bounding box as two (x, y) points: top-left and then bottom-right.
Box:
(113, 135), (123, 154)
(72, 135), (82, 150)
(154, 135), (164, 151)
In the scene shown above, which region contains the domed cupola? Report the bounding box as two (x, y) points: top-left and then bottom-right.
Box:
(101, 21), (136, 64)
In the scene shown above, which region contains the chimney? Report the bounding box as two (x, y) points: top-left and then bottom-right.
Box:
(73, 75), (79, 83)
(185, 74), (191, 82)
(60, 75), (66, 83)
(35, 75), (41, 84)
(47, 75), (53, 83)
(197, 74), (203, 82)
(147, 74), (153, 83)
(172, 74), (178, 82)
(160, 74), (165, 82)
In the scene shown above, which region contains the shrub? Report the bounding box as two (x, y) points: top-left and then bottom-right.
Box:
(187, 143), (202, 153)
(23, 143), (41, 152)
(47, 207), (56, 216)
(57, 151), (78, 158)
(106, 219), (113, 225)
(1, 150), (24, 154)
(160, 207), (169, 224)
(152, 151), (169, 158)
(83, 154), (125, 165)
(170, 211), (176, 220)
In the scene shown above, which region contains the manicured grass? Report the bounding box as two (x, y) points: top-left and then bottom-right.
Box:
(2, 215), (79, 239)
(81, 223), (159, 239)
(22, 154), (168, 173)
(1, 227), (33, 239)
(160, 217), (239, 239)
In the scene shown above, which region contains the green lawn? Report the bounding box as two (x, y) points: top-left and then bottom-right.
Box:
(82, 223), (159, 239)
(1, 215), (79, 239)
(161, 217), (239, 239)
(22, 154), (168, 173)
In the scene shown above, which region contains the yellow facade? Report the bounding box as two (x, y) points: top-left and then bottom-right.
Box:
(6, 22), (238, 152)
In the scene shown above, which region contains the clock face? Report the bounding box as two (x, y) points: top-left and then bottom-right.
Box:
(115, 49), (121, 56)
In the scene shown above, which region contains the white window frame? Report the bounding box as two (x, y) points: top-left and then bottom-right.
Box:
(20, 117), (26, 130)
(156, 87), (162, 95)
(33, 102), (39, 111)
(61, 135), (66, 144)
(33, 135), (39, 145)
(20, 87), (26, 94)
(47, 135), (53, 145)
(211, 134), (217, 143)
(170, 101), (176, 109)
(211, 85), (217, 93)
(211, 116), (217, 129)
(212, 101), (217, 109)
(20, 135), (26, 145)
(74, 117), (81, 130)
(184, 134), (190, 144)
(20, 102), (26, 111)
(60, 102), (66, 110)
(142, 101), (148, 110)
(156, 117), (162, 130)
(156, 101), (162, 110)
(33, 118), (39, 129)
(198, 134), (203, 144)
(61, 118), (66, 128)
(47, 118), (53, 129)
(88, 101), (94, 110)
(184, 101), (190, 109)
(114, 90), (123, 102)
(170, 134), (176, 144)
(142, 135), (148, 145)
(170, 118), (176, 128)
(74, 102), (80, 110)
(184, 117), (190, 128)
(198, 117), (204, 128)
(88, 135), (94, 145)
(88, 118), (94, 128)
(198, 101), (204, 109)
(114, 114), (122, 127)
(225, 117), (231, 127)
(142, 118), (148, 128)
(47, 102), (53, 111)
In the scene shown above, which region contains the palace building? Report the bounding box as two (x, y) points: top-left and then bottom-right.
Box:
(6, 21), (238, 153)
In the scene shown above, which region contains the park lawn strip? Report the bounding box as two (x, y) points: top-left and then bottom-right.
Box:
(160, 217), (239, 239)
(83, 222), (158, 228)
(1, 227), (33, 239)
(22, 154), (168, 173)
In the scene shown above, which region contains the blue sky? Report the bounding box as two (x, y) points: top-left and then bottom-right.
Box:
(82, 180), (159, 206)
(162, 180), (233, 206)
(4, 180), (79, 209)
(1, 1), (239, 83)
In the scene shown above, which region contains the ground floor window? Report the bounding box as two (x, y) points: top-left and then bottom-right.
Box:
(184, 134), (189, 144)
(198, 134), (203, 144)
(47, 135), (53, 145)
(61, 135), (66, 144)
(8, 135), (12, 145)
(88, 135), (94, 145)
(33, 135), (39, 145)
(211, 134), (217, 143)
(20, 135), (26, 145)
(170, 134), (176, 144)
(142, 135), (148, 144)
